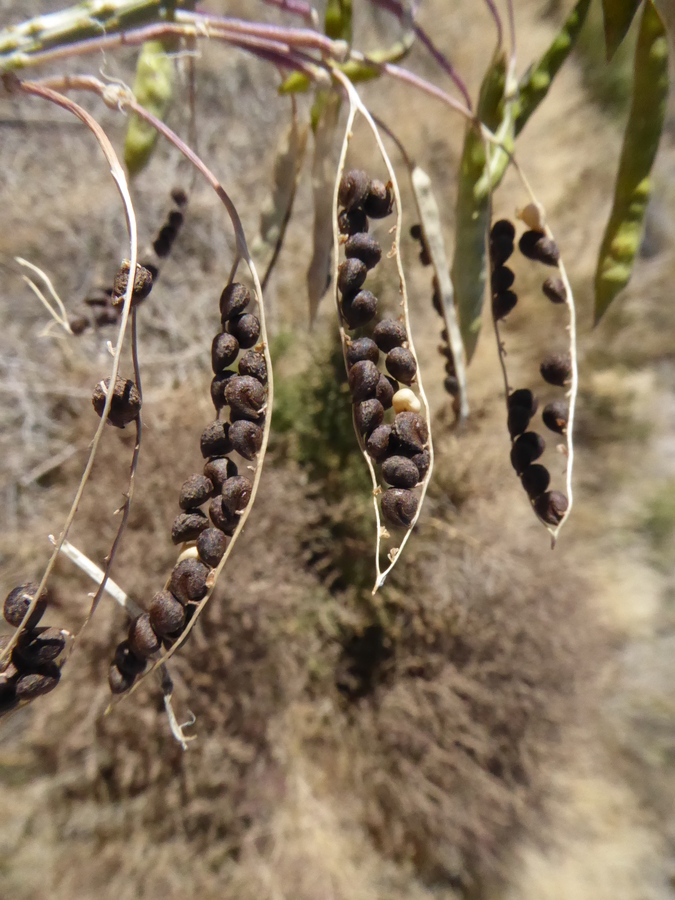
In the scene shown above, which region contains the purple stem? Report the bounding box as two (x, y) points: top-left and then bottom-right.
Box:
(482, 0), (503, 49)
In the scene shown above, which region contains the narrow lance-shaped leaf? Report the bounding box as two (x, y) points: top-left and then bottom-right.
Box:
(124, 40), (174, 175)
(594, 0), (668, 324)
(325, 0), (352, 41)
(602, 0), (643, 60)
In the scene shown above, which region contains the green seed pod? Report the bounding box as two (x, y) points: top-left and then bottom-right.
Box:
(519, 230), (560, 266)
(338, 258), (368, 296)
(112, 261), (153, 308)
(14, 627), (65, 668)
(128, 614), (160, 658)
(345, 233), (381, 269)
(534, 490), (569, 525)
(171, 510), (209, 544)
(376, 374), (396, 410)
(219, 282), (251, 321)
(381, 488), (418, 528)
(348, 360), (380, 402)
(212, 333), (240, 374)
(114, 640), (146, 677)
(338, 208), (368, 236)
(226, 314), (260, 349)
(169, 559), (209, 604)
(92, 376), (141, 428)
(197, 528), (228, 568)
(540, 353), (572, 386)
(354, 399), (384, 435)
(510, 432), (546, 474)
(108, 662), (134, 694)
(373, 319), (407, 353)
(386, 347), (417, 384)
(338, 170), (370, 210)
(16, 668), (60, 700)
(382, 456), (420, 489)
(346, 337), (379, 368)
(201, 421), (233, 459)
(221, 475), (253, 515)
(542, 400), (569, 434)
(179, 474), (214, 511)
(124, 40), (174, 175)
(4, 583), (48, 629)
(393, 411), (428, 455)
(210, 370), (237, 411)
(203, 457), (238, 491)
(230, 420), (263, 460)
(492, 290), (518, 320)
(149, 590), (186, 637)
(342, 289), (378, 329)
(209, 496), (240, 535)
(491, 266), (515, 293)
(542, 276), (567, 304)
(521, 463), (551, 499)
(238, 351), (267, 385)
(366, 424), (393, 462)
(364, 180), (394, 218)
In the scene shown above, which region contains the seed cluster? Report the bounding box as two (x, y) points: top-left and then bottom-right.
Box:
(489, 218), (569, 527)
(107, 279), (266, 694)
(1, 584), (66, 715)
(337, 170), (428, 532)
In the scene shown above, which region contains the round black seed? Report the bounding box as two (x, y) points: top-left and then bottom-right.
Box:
(210, 370), (237, 411)
(4, 583), (48, 630)
(238, 351), (267, 384)
(542, 276), (567, 304)
(345, 233), (381, 269)
(225, 375), (266, 420)
(171, 186), (188, 207)
(444, 376), (460, 397)
(534, 490), (569, 525)
(543, 400), (569, 434)
(92, 376), (141, 428)
(510, 432), (546, 475)
(346, 337), (379, 368)
(338, 258), (367, 296)
(169, 559), (209, 604)
(209, 496), (240, 535)
(114, 640), (146, 677)
(373, 319), (407, 353)
(509, 389), (538, 416)
(221, 475), (253, 514)
(382, 456), (420, 489)
(342, 289), (378, 329)
(13, 627), (65, 669)
(16, 668), (60, 700)
(153, 224), (177, 257)
(386, 347), (417, 384)
(197, 528), (228, 568)
(490, 219), (516, 242)
(492, 290), (518, 320)
(348, 360), (380, 402)
(491, 266), (515, 293)
(393, 411), (428, 455)
(201, 421), (233, 459)
(354, 399), (384, 435)
(149, 590), (186, 637)
(226, 314), (260, 349)
(364, 179), (394, 218)
(219, 282), (251, 320)
(338, 208), (368, 236)
(108, 662), (134, 694)
(366, 424), (393, 462)
(211, 332), (240, 374)
(230, 420), (263, 460)
(179, 474), (214, 510)
(507, 406), (532, 438)
(519, 230), (560, 266)
(70, 316), (90, 335)
(381, 488), (418, 528)
(128, 614), (160, 658)
(490, 235), (515, 267)
(203, 457), (238, 490)
(411, 448), (431, 480)
(338, 170), (371, 210)
(112, 261), (153, 307)
(540, 353), (572, 386)
(171, 510), (209, 544)
(168, 209), (183, 229)
(521, 464), (550, 499)
(376, 374), (396, 410)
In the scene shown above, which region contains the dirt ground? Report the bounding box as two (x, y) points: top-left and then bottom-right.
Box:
(1, 1), (675, 898)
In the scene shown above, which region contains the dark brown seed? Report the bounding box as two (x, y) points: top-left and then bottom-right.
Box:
(540, 353), (572, 386)
(543, 400), (569, 434)
(338, 208), (368, 236)
(128, 614), (160, 658)
(507, 405), (532, 438)
(366, 424), (393, 462)
(171, 510), (209, 544)
(16, 669), (60, 700)
(411, 448), (431, 480)
(171, 186), (188, 207)
(492, 290), (518, 320)
(153, 224), (177, 257)
(201, 421), (233, 459)
(14, 627), (65, 668)
(346, 337), (379, 368)
(4, 583), (48, 629)
(338, 170), (370, 210)
(219, 282), (251, 320)
(373, 319), (407, 353)
(376, 374), (396, 410)
(354, 399), (384, 435)
(225, 375), (266, 420)
(69, 316), (90, 335)
(94, 309), (120, 328)
(345, 233), (381, 269)
(509, 389), (538, 416)
(542, 276), (567, 304)
(510, 432), (546, 475)
(179, 474), (214, 510)
(348, 360), (380, 402)
(197, 528), (228, 568)
(410, 224), (422, 240)
(364, 179), (393, 218)
(230, 420), (263, 460)
(211, 332), (240, 374)
(169, 559), (209, 604)
(534, 490), (569, 525)
(210, 370), (237, 411)
(519, 230), (560, 266)
(491, 266), (515, 293)
(521, 464), (550, 499)
(114, 640), (146, 677)
(168, 210), (183, 229)
(444, 376), (460, 397)
(238, 351), (267, 384)
(432, 279), (442, 316)
(381, 488), (418, 528)
(386, 347), (417, 384)
(342, 290), (377, 329)
(149, 590), (186, 637)
(381, 456), (420, 489)
(209, 496), (240, 535)
(490, 219), (515, 242)
(338, 258), (367, 296)
(92, 376), (141, 428)
(226, 314), (260, 349)
(203, 457), (238, 490)
(490, 236), (514, 268)
(221, 475), (253, 514)
(112, 261), (153, 307)
(108, 662), (134, 694)
(393, 411), (428, 455)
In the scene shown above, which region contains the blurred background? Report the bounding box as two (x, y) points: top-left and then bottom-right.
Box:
(0, 1), (675, 897)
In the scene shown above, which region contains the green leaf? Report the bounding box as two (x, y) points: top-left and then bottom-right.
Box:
(124, 40), (174, 175)
(602, 0), (643, 59)
(325, 0), (352, 42)
(595, 0), (669, 323)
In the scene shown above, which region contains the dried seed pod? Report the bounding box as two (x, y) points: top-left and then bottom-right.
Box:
(108, 662), (134, 694)
(381, 488), (418, 528)
(221, 475), (253, 514)
(112, 260), (154, 307)
(386, 347), (417, 384)
(355, 398), (384, 435)
(491, 266), (515, 293)
(490, 219), (516, 242)
(366, 424), (393, 462)
(519, 230), (560, 266)
(509, 389), (538, 417)
(392, 388), (421, 414)
(542, 276), (567, 304)
(179, 474), (214, 511)
(376, 374), (396, 410)
(219, 282), (251, 320)
(492, 290), (518, 320)
(348, 360), (380, 402)
(345, 233), (381, 269)
(393, 411), (428, 455)
(510, 432), (546, 475)
(209, 495), (240, 535)
(540, 353), (572, 386)
(346, 337), (379, 368)
(382, 456), (420, 489)
(4, 583), (48, 629)
(210, 369), (237, 411)
(149, 590), (186, 637)
(373, 319), (407, 353)
(226, 314), (260, 349)
(201, 421), (233, 459)
(211, 332), (240, 374)
(521, 464), (551, 499)
(128, 613), (160, 658)
(171, 510), (209, 544)
(534, 490), (569, 526)
(225, 375), (266, 420)
(338, 258), (368, 296)
(169, 559), (209, 604)
(114, 640), (146, 677)
(197, 528), (228, 568)
(14, 627), (65, 668)
(238, 350), (267, 385)
(338, 169), (370, 210)
(342, 289), (378, 329)
(16, 668), (60, 700)
(230, 419), (263, 460)
(411, 448), (431, 480)
(338, 207), (368, 236)
(543, 400), (569, 434)
(92, 376), (141, 428)
(364, 179), (394, 218)
(204, 457), (238, 490)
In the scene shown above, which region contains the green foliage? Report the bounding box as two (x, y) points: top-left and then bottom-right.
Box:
(642, 480), (675, 554)
(124, 39), (174, 175)
(601, 0), (642, 60)
(575, 0), (637, 111)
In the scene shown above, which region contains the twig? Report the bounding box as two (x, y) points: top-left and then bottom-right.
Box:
(15, 256), (73, 333)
